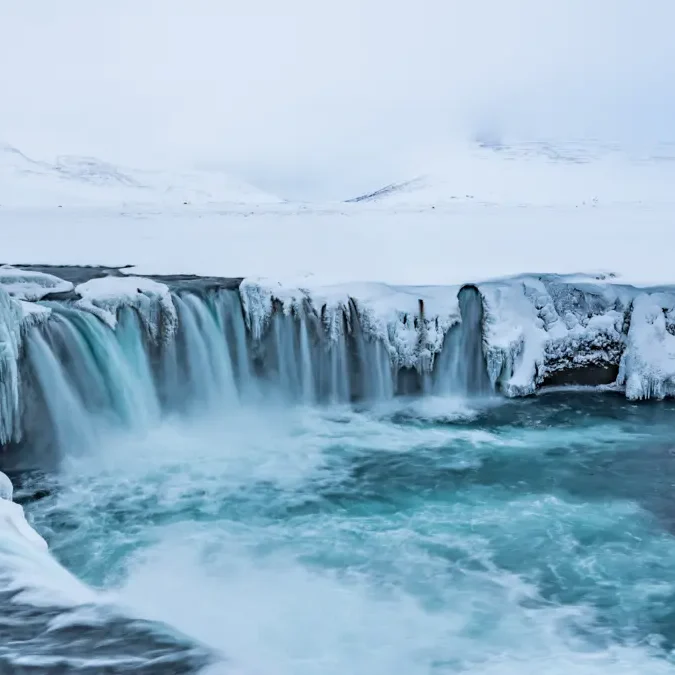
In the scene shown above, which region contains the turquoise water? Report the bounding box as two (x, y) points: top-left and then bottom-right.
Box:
(23, 392), (675, 674)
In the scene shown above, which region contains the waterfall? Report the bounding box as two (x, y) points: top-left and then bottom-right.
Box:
(252, 301), (395, 403)
(24, 328), (98, 454)
(434, 285), (492, 397)
(172, 294), (239, 410)
(2, 282), (494, 459)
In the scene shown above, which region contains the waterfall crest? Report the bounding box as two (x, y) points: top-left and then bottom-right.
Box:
(3, 281), (492, 459)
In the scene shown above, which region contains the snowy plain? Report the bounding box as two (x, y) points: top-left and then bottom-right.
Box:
(1, 139), (673, 287)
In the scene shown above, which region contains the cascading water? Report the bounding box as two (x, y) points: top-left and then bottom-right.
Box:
(3, 273), (675, 675)
(5, 281), (497, 460)
(253, 300), (395, 404)
(434, 285), (493, 397)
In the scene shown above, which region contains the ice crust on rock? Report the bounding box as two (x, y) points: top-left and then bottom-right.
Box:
(239, 278), (461, 372)
(3, 262), (675, 449)
(477, 275), (632, 396)
(75, 276), (177, 340)
(240, 273), (675, 401)
(0, 288), (23, 445)
(617, 292), (675, 400)
(0, 265), (74, 301)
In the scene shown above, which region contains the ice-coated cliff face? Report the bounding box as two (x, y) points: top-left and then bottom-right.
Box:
(0, 283), (54, 445)
(0, 289), (23, 445)
(617, 292), (675, 399)
(241, 272), (675, 402)
(478, 274), (631, 395)
(2, 265), (675, 453)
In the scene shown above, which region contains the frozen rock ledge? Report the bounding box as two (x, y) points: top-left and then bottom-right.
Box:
(240, 272), (675, 400)
(0, 264), (675, 434)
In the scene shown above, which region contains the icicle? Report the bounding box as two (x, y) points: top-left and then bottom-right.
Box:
(0, 289), (22, 445)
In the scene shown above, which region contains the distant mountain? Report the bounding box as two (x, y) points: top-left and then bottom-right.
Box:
(347, 140), (675, 207)
(0, 144), (281, 207)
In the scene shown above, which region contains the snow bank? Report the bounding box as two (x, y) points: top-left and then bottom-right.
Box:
(0, 265), (73, 301)
(0, 471), (97, 609)
(76, 276), (177, 339)
(0, 472), (47, 552)
(0, 471), (12, 501)
(0, 144), (281, 207)
(349, 140), (675, 208)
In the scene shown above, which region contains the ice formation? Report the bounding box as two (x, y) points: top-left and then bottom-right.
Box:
(617, 292), (675, 399)
(478, 274), (631, 395)
(0, 288), (23, 445)
(0, 471), (48, 553)
(240, 273), (675, 401)
(240, 277), (461, 372)
(76, 276), (177, 339)
(0, 265), (74, 301)
(3, 265), (675, 453)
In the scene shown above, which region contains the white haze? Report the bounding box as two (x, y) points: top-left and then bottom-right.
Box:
(1, 0), (674, 199)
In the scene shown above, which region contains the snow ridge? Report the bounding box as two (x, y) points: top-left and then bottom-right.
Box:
(0, 143), (280, 207)
(347, 140), (675, 207)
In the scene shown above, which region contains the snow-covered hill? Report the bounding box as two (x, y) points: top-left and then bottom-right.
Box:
(0, 144), (281, 207)
(348, 140), (675, 207)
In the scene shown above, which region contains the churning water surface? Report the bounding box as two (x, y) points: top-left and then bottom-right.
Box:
(8, 391), (675, 674)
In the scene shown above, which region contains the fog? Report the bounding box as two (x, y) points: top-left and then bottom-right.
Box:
(2, 0), (673, 199)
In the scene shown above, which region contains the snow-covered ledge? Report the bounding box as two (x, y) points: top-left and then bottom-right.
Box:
(2, 266), (675, 415)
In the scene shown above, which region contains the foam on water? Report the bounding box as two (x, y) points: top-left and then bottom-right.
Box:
(20, 394), (675, 674)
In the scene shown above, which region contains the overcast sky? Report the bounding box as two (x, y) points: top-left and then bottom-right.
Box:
(2, 0), (674, 199)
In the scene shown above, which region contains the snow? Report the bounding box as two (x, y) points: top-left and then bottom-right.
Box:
(349, 140), (675, 208)
(76, 276), (177, 338)
(478, 275), (631, 395)
(0, 144), (281, 208)
(617, 292), (675, 399)
(0, 201), (671, 290)
(0, 474), (48, 552)
(0, 472), (12, 501)
(0, 471), (97, 609)
(0, 265), (73, 301)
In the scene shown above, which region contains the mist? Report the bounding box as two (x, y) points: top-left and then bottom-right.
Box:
(2, 0), (674, 199)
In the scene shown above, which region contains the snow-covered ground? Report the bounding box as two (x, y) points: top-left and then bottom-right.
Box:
(0, 200), (671, 288)
(348, 139), (675, 207)
(0, 144), (281, 208)
(1, 139), (673, 287)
